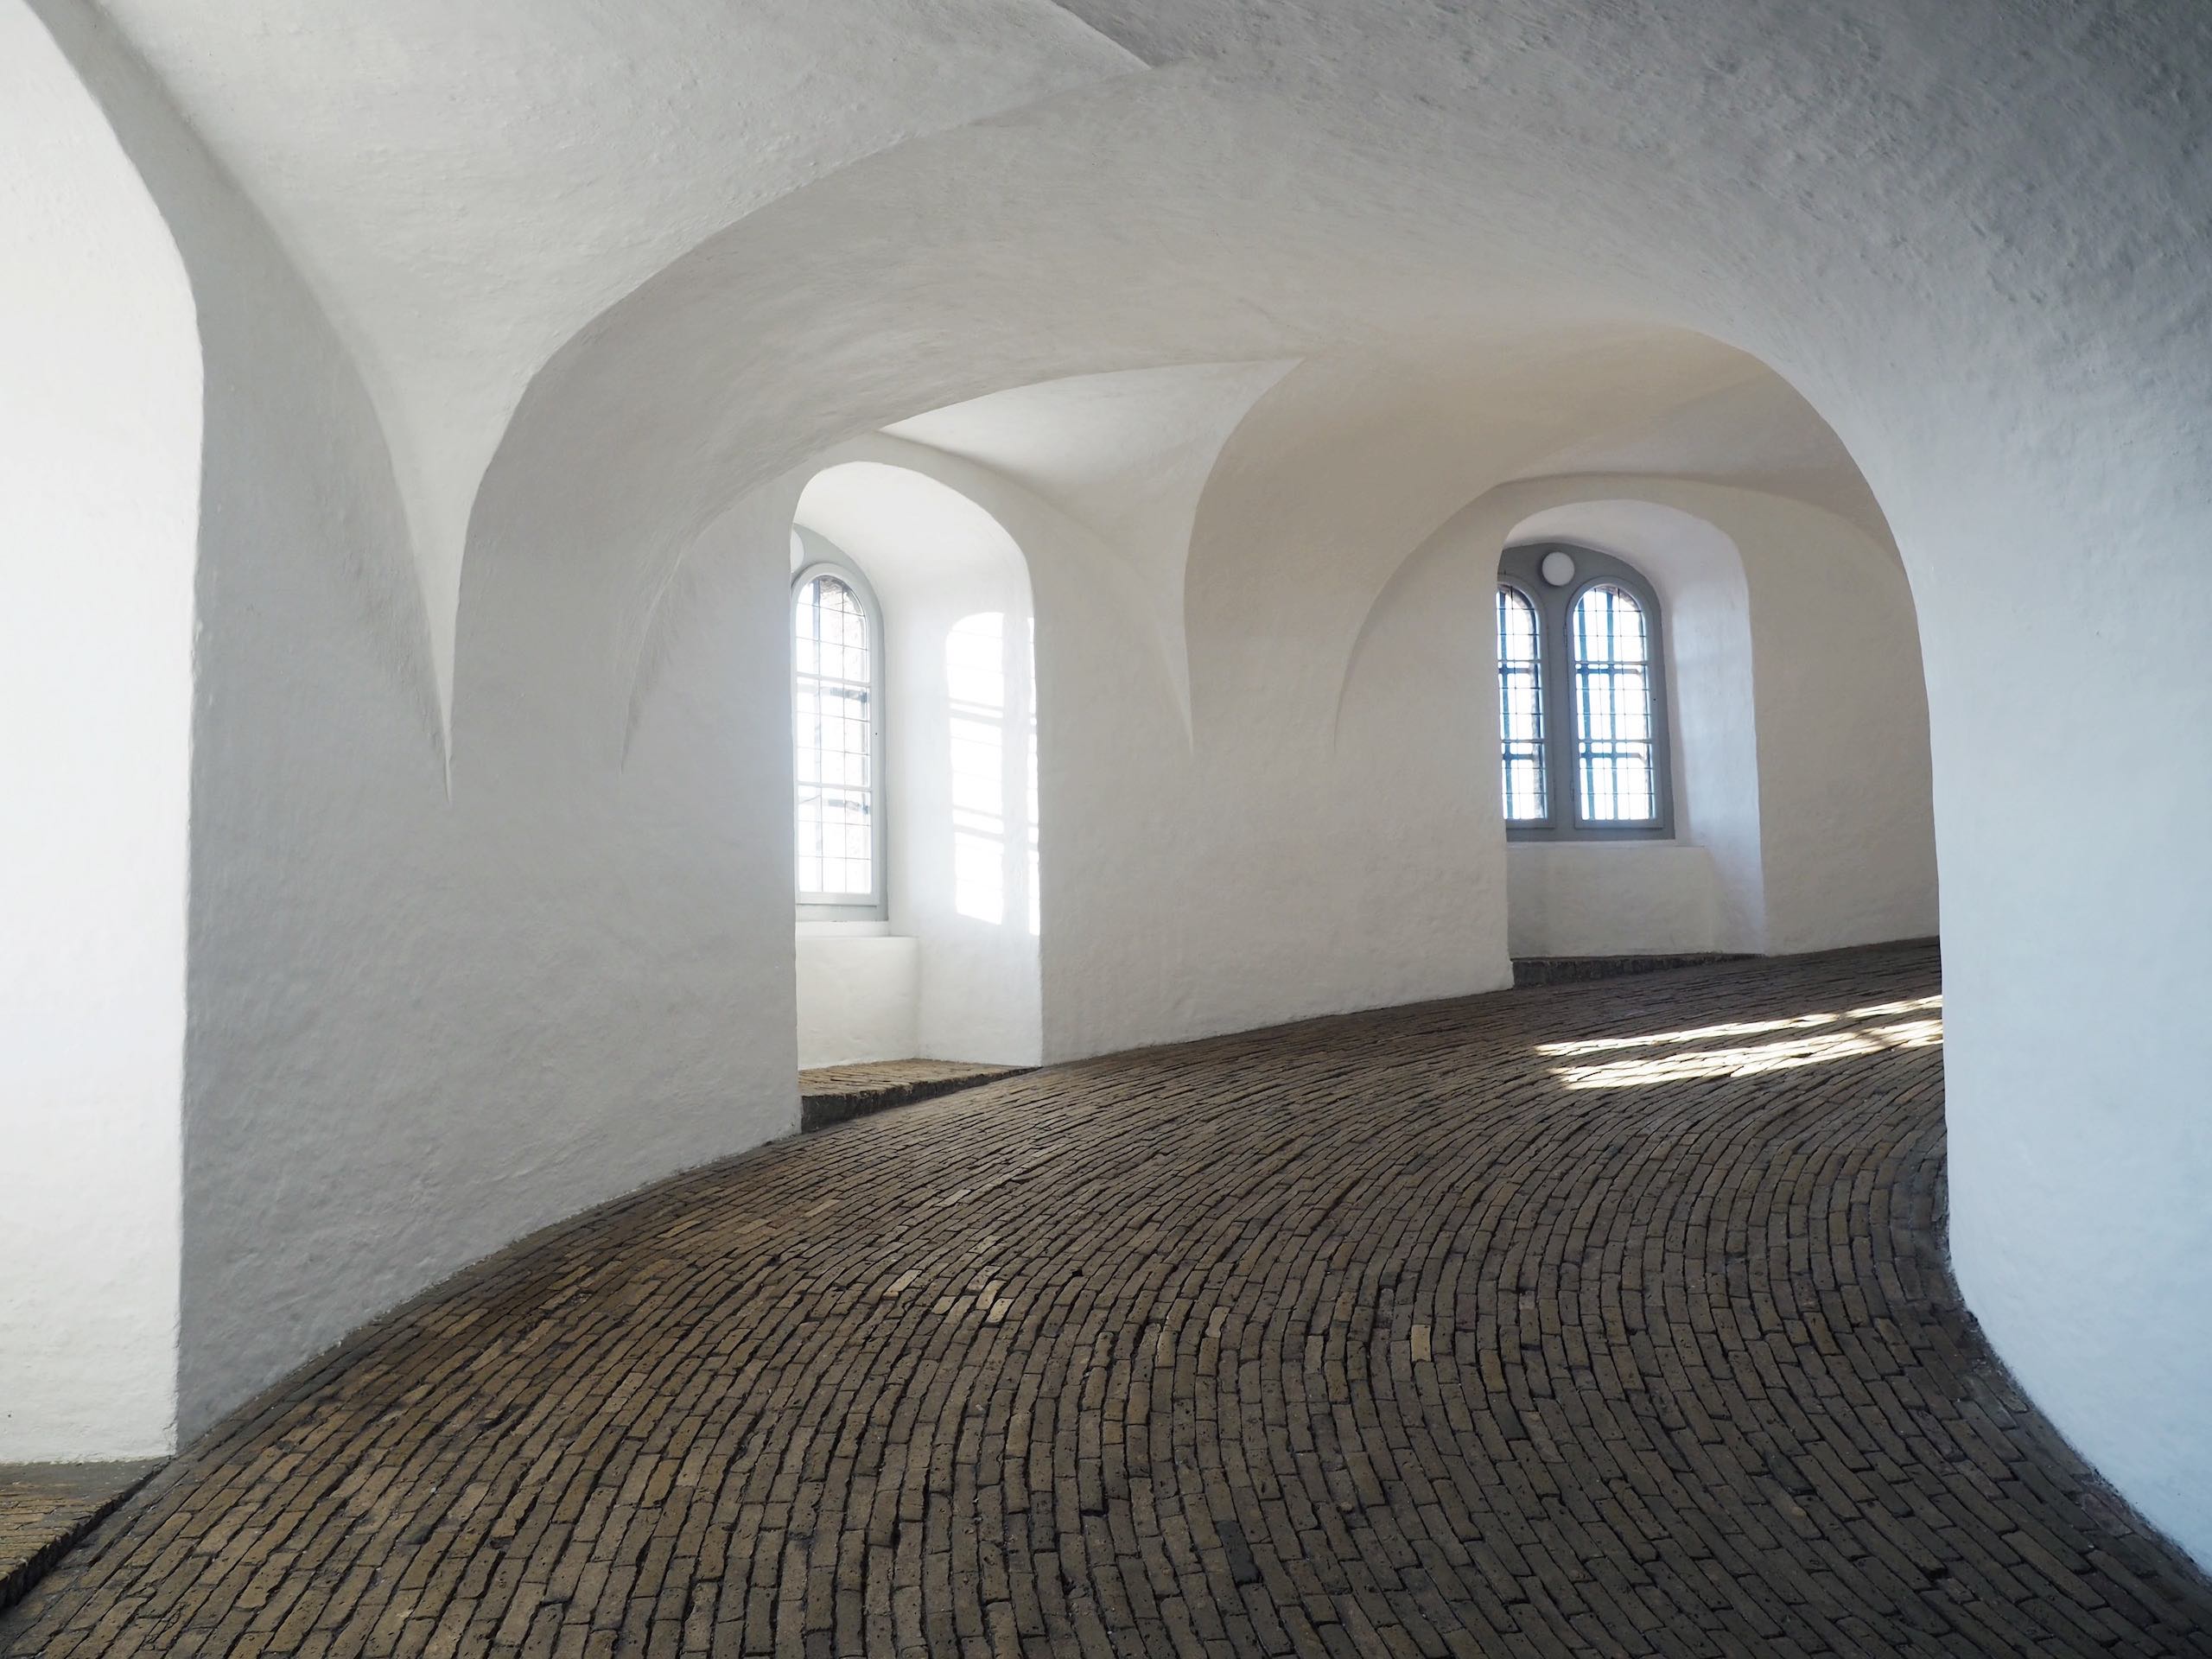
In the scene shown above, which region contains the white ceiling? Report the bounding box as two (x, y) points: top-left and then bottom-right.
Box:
(92, 0), (1136, 696)
(81, 0), (1964, 706)
(886, 360), (1298, 574)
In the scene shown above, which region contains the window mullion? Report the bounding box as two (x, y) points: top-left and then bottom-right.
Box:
(1546, 588), (1579, 830)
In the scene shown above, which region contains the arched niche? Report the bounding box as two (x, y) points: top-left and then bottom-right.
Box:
(1505, 493), (1936, 960)
(791, 462), (1042, 1069)
(0, 0), (201, 1461)
(1500, 500), (1767, 959)
(1338, 477), (1937, 968)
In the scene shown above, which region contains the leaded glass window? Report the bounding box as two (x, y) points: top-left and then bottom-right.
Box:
(794, 569), (880, 909)
(1568, 583), (1657, 823)
(1497, 585), (1548, 821)
(1494, 543), (1673, 839)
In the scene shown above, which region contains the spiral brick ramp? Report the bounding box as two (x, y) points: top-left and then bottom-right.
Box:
(6, 943), (2209, 1656)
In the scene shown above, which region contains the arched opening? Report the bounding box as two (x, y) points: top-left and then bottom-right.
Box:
(3, 0), (2209, 1603)
(789, 462), (1042, 1077)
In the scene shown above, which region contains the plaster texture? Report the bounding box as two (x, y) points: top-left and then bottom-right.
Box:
(1507, 845), (1724, 961)
(794, 933), (920, 1072)
(79, 0), (1136, 719)
(0, 0), (195, 1461)
(6, 0), (2208, 1573)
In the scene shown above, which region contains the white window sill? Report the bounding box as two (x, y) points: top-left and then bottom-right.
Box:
(797, 918), (897, 938)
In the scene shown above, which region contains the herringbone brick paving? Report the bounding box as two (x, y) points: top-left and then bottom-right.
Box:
(7, 944), (2210, 1656)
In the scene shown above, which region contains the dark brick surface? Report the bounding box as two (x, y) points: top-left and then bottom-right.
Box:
(1510, 953), (1750, 988)
(7, 943), (2210, 1656)
(0, 1463), (162, 1617)
(800, 1060), (1030, 1133)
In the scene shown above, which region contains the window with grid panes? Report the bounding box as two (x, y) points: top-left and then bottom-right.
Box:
(794, 564), (885, 914)
(1568, 583), (1658, 824)
(1497, 584), (1548, 822)
(1495, 543), (1673, 839)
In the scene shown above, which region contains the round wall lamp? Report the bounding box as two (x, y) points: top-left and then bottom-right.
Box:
(1540, 550), (1577, 587)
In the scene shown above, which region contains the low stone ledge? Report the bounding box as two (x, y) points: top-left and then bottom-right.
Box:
(1511, 951), (1752, 988)
(0, 1460), (164, 1617)
(799, 1059), (1031, 1132)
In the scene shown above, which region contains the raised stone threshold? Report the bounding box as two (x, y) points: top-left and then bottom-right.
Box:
(1512, 938), (1939, 989)
(1512, 950), (1751, 988)
(799, 1058), (1031, 1132)
(0, 1463), (162, 1618)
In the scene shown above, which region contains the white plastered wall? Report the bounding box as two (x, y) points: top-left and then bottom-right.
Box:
(794, 931), (918, 1071)
(173, 449), (809, 1442)
(29, 0), (812, 1439)
(0, 0), (198, 1459)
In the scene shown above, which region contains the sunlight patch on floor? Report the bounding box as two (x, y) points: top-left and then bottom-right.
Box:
(1539, 996), (1942, 1089)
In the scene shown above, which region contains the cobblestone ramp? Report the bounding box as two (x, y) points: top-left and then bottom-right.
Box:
(7, 944), (2210, 1656)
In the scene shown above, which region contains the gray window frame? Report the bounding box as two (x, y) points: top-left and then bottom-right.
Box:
(1497, 542), (1675, 842)
(792, 539), (889, 921)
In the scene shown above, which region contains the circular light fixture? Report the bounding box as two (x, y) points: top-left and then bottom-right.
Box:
(1541, 550), (1577, 588)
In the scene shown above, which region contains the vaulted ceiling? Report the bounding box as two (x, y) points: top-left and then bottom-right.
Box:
(86, 0), (1959, 710)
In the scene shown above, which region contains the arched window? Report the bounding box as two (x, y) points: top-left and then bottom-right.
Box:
(1496, 543), (1672, 838)
(793, 553), (886, 918)
(1568, 583), (1657, 824)
(1497, 584), (1548, 822)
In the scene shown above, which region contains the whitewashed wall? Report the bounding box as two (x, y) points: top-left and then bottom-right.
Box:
(32, 3), (809, 1440)
(1507, 846), (1725, 957)
(795, 931), (918, 1069)
(0, 0), (197, 1460)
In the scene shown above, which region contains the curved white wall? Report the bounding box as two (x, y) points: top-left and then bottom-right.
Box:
(0, 0), (199, 1460)
(29, 1), (808, 1439)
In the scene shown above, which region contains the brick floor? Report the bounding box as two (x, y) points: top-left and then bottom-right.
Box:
(799, 1059), (1031, 1133)
(6, 943), (2210, 1656)
(0, 1464), (162, 1617)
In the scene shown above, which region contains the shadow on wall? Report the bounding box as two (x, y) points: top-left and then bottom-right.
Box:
(791, 462), (1042, 1070)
